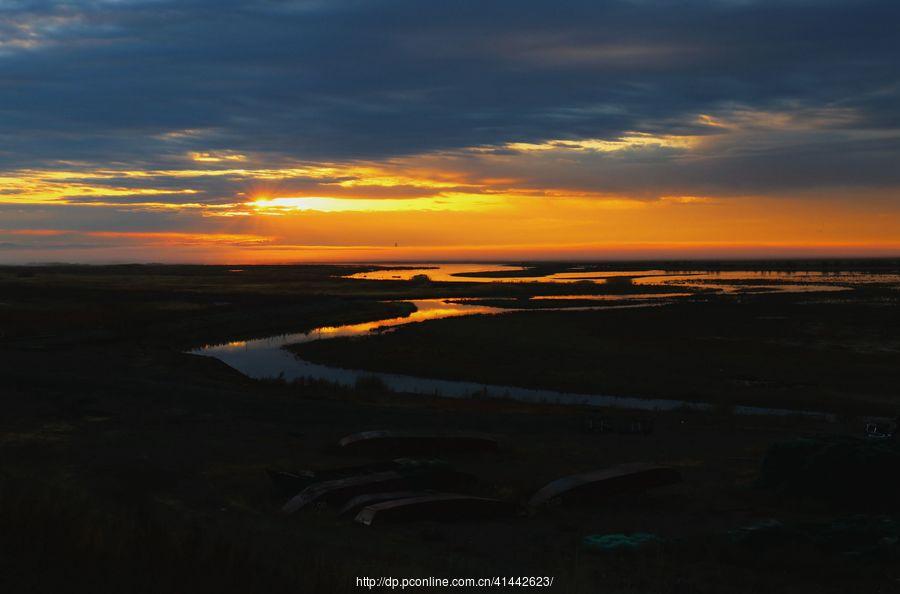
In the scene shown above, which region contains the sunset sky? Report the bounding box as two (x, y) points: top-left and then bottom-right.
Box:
(2, 0), (899, 263)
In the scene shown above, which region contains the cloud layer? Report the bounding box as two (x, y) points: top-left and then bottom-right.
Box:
(1, 0), (899, 260)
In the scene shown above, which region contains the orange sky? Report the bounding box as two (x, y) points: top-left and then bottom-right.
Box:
(3, 124), (900, 263)
(3, 191), (900, 262)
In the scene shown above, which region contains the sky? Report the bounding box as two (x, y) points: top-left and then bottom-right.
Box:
(1, 0), (899, 263)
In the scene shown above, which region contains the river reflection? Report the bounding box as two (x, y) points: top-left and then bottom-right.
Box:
(193, 296), (831, 419)
(349, 264), (674, 283)
(192, 263), (899, 418)
(193, 299), (506, 379)
(193, 296), (673, 382)
(348, 264), (527, 282)
(347, 263), (900, 294)
(530, 292), (693, 301)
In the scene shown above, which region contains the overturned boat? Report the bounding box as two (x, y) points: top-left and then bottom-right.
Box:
(528, 463), (681, 508)
(270, 458), (474, 498)
(337, 431), (499, 456)
(338, 491), (431, 516)
(355, 494), (519, 526)
(282, 471), (413, 514)
(282, 461), (477, 514)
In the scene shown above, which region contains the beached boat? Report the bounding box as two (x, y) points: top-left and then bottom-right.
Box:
(338, 491), (431, 516)
(528, 463), (681, 508)
(282, 471), (413, 514)
(281, 462), (478, 514)
(355, 494), (518, 526)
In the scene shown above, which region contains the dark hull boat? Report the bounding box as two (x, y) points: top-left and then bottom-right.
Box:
(282, 471), (411, 514)
(528, 463), (681, 508)
(281, 464), (477, 514)
(338, 491), (432, 516)
(269, 458), (475, 499)
(355, 494), (519, 526)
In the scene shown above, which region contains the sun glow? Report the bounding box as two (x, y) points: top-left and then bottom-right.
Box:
(4, 116), (900, 263)
(248, 194), (505, 214)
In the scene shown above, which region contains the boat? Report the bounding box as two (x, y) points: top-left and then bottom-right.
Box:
(282, 471), (412, 514)
(355, 494), (518, 526)
(338, 491), (431, 516)
(281, 463), (477, 514)
(269, 458), (473, 498)
(528, 463), (681, 508)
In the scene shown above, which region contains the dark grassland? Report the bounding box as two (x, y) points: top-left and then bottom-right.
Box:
(1, 264), (899, 594)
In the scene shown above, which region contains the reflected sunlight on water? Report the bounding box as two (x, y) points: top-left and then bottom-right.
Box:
(347, 264), (527, 282)
(193, 294), (833, 420)
(191, 263), (900, 418)
(345, 263), (900, 294)
(196, 298), (508, 355)
(531, 292), (694, 301)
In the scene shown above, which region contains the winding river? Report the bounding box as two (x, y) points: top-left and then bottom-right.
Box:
(189, 263), (878, 419)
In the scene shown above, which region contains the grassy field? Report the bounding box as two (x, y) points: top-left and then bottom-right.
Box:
(1, 264), (899, 593)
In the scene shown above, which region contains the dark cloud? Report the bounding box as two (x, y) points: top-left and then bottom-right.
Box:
(0, 0), (898, 195)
